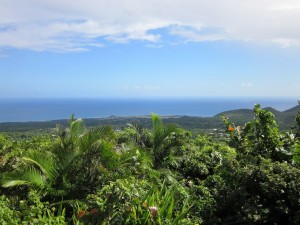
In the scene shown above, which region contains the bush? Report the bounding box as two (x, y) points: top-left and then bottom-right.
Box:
(207, 160), (300, 225)
(0, 191), (66, 224)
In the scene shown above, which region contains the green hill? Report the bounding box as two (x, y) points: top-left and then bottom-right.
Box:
(215, 106), (298, 130)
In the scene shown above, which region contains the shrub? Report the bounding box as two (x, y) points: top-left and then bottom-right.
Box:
(0, 191), (66, 224)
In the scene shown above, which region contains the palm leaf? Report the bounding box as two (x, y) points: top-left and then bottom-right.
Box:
(23, 166), (47, 188)
(98, 141), (119, 170)
(78, 128), (102, 153)
(151, 114), (178, 167)
(1, 177), (29, 187)
(69, 116), (85, 143)
(1, 166), (46, 189)
(152, 113), (177, 150)
(22, 149), (57, 181)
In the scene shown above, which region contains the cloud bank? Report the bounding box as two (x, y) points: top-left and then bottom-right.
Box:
(1, 0), (300, 51)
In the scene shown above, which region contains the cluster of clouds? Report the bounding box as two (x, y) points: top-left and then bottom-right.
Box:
(1, 0), (300, 52)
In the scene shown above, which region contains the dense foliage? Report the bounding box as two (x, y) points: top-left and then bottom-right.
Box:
(1, 104), (300, 224)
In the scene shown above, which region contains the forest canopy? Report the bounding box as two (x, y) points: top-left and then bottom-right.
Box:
(1, 103), (300, 225)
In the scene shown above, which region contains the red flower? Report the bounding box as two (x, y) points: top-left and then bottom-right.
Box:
(77, 210), (87, 219)
(228, 126), (235, 132)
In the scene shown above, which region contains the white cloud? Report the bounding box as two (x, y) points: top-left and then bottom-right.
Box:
(1, 0), (300, 51)
(145, 44), (164, 48)
(241, 82), (253, 88)
(271, 38), (300, 48)
(169, 25), (228, 42)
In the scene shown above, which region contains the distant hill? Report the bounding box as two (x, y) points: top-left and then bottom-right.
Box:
(0, 105), (298, 133)
(214, 106), (298, 130)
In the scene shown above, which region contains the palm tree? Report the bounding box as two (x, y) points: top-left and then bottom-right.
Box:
(0, 115), (118, 200)
(151, 113), (178, 168)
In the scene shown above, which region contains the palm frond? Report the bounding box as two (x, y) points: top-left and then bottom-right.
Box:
(23, 166), (47, 188)
(1, 176), (29, 187)
(97, 125), (116, 141)
(152, 113), (177, 151)
(78, 128), (102, 153)
(57, 148), (79, 172)
(69, 116), (85, 142)
(151, 114), (178, 167)
(98, 141), (119, 170)
(1, 166), (46, 189)
(22, 149), (58, 181)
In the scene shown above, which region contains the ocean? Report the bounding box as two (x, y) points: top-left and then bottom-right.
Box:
(0, 97), (298, 122)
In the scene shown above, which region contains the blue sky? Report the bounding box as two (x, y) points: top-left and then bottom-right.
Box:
(0, 0), (300, 99)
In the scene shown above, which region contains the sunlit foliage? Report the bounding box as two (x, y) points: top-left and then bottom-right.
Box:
(1, 104), (300, 224)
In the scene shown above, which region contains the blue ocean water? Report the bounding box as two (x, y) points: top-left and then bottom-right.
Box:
(0, 97), (298, 122)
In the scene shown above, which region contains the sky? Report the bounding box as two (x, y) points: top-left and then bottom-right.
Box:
(0, 0), (300, 99)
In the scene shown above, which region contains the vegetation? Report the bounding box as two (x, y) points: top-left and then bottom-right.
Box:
(1, 103), (300, 224)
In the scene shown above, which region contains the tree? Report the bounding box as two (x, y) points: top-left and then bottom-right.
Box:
(207, 160), (300, 225)
(293, 101), (300, 165)
(224, 104), (289, 161)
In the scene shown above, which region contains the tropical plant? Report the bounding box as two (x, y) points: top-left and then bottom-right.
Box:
(293, 101), (300, 165)
(206, 159), (300, 225)
(293, 142), (300, 165)
(151, 113), (178, 168)
(295, 101), (300, 138)
(0, 115), (117, 200)
(0, 191), (66, 225)
(84, 178), (193, 225)
(123, 123), (152, 148)
(223, 104), (291, 161)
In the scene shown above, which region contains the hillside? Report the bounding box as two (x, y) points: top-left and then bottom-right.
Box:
(214, 105), (298, 130)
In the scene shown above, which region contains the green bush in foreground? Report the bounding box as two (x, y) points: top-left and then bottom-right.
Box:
(0, 191), (66, 225)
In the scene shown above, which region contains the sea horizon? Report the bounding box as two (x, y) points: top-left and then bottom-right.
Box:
(0, 97), (299, 123)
